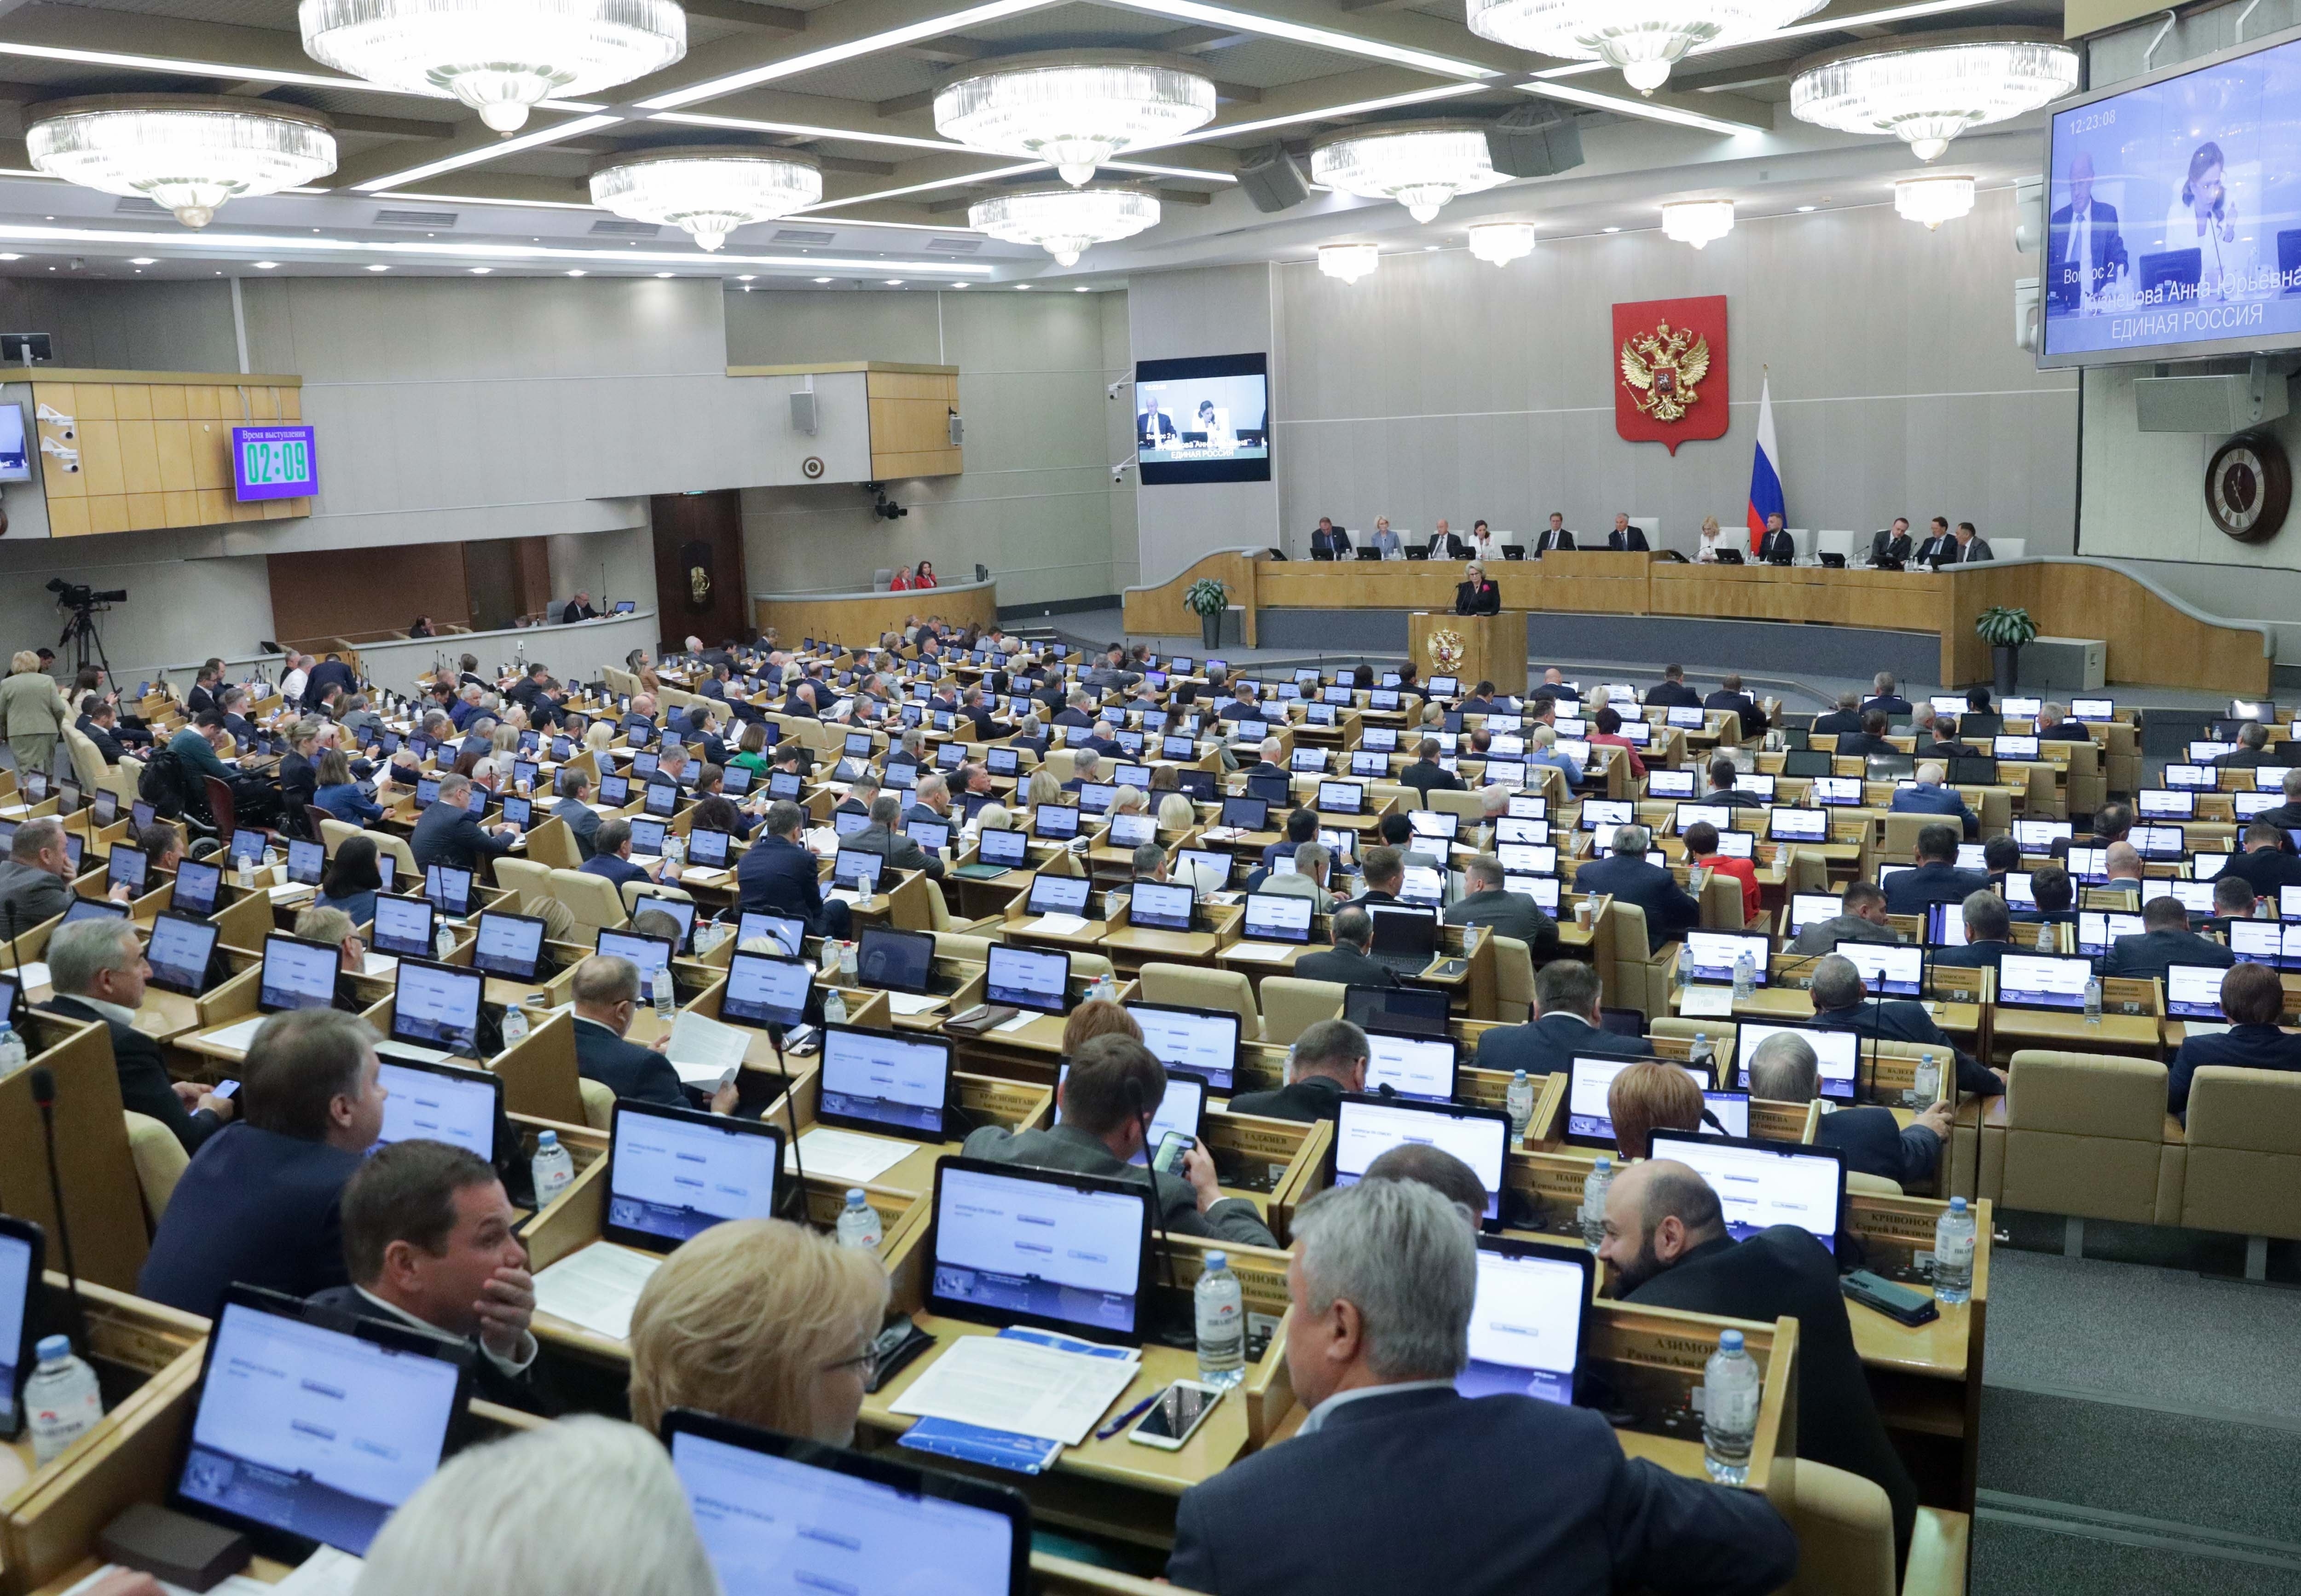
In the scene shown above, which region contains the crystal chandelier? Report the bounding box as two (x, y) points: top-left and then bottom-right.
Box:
(26, 96), (337, 228)
(300, 0), (687, 132)
(1318, 242), (1380, 283)
(590, 146), (821, 251)
(1468, 220), (1537, 265)
(1464, 0), (1827, 93)
(1894, 172), (1975, 229)
(1310, 123), (1505, 224)
(969, 186), (1158, 266)
(935, 53), (1216, 187)
(1791, 32), (2079, 161)
(1661, 197), (1734, 249)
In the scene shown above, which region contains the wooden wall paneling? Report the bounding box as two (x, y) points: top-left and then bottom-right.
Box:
(2033, 565), (2269, 695)
(514, 538), (554, 620)
(463, 539), (521, 634)
(268, 544), (472, 646)
(651, 491), (752, 650)
(754, 579), (1000, 650)
(34, 373), (311, 537)
(866, 369), (961, 479)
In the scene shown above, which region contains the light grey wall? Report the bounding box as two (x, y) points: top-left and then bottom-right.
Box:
(1269, 185), (2075, 561)
(733, 288), (1127, 610)
(0, 279), (241, 373)
(1102, 291), (1139, 589)
(0, 530), (275, 684)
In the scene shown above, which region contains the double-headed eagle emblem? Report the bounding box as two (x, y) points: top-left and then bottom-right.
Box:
(1619, 319), (1711, 424)
(1427, 631), (1466, 673)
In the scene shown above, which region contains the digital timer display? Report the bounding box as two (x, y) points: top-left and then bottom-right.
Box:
(231, 424), (317, 502)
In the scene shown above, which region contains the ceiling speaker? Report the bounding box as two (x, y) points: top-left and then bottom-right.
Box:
(1237, 143), (1309, 214)
(1486, 104), (1585, 179)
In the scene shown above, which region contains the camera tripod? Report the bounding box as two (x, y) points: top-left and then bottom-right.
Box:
(58, 601), (115, 694)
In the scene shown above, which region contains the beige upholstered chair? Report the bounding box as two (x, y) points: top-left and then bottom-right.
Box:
(524, 816), (583, 871)
(934, 932), (995, 963)
(124, 1111), (189, 1228)
(1139, 962), (1260, 1038)
(2180, 1067), (2301, 1278)
(578, 1079), (616, 1131)
(1490, 935), (1534, 1024)
(2000, 1050), (2184, 1250)
(1783, 1460), (1894, 1596)
(550, 867), (629, 932)
(1258, 977), (1346, 1045)
(491, 857), (555, 914)
(1601, 902), (1675, 1018)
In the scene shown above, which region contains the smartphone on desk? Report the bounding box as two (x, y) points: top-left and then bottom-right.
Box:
(1128, 1380), (1225, 1450)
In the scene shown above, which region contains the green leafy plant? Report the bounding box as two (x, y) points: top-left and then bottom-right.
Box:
(1184, 578), (1231, 618)
(1975, 606), (2038, 648)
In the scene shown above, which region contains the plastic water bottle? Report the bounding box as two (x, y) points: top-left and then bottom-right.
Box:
(261, 845), (278, 876)
(1089, 971), (1117, 1004)
(25, 1336), (103, 1466)
(1932, 1196), (1976, 1305)
(1689, 1032), (1715, 1077)
(1701, 1330), (1761, 1485)
(1910, 1051), (1941, 1108)
(237, 854), (255, 889)
(434, 922), (456, 962)
(2083, 975), (2103, 1026)
(836, 1189), (884, 1250)
(652, 966), (676, 1020)
(1193, 1251), (1246, 1388)
(1732, 948), (1756, 1001)
(822, 987), (848, 1026)
(1504, 1069), (1534, 1142)
(530, 1130), (575, 1208)
(1579, 1156), (1613, 1250)
(500, 1004), (528, 1047)
(0, 1024), (27, 1081)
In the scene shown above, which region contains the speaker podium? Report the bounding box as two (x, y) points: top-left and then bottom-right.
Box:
(1411, 611), (1525, 697)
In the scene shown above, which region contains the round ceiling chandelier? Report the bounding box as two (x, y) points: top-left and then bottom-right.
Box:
(26, 95), (337, 228)
(1661, 197), (1734, 249)
(970, 185), (1159, 265)
(589, 146), (821, 250)
(1467, 220), (1537, 265)
(1894, 172), (1975, 229)
(935, 53), (1217, 187)
(1791, 30), (2078, 162)
(1318, 242), (1380, 283)
(299, 0), (688, 132)
(1463, 0), (1827, 93)
(1310, 122), (1506, 223)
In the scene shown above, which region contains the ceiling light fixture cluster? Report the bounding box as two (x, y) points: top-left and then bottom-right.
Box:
(1893, 171), (1974, 229)
(1309, 122), (1504, 223)
(1318, 242), (1379, 283)
(26, 95), (336, 228)
(1468, 0), (1827, 93)
(1466, 220), (1536, 265)
(1790, 29), (2078, 161)
(1660, 197), (1734, 249)
(934, 53), (1217, 186)
(968, 185), (1158, 266)
(588, 145), (823, 251)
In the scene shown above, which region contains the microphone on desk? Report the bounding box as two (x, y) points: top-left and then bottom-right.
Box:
(29, 1064), (90, 1352)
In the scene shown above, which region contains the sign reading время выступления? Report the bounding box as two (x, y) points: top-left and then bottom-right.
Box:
(231, 424), (317, 502)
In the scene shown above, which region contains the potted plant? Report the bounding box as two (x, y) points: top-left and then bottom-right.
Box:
(1976, 605), (2038, 695)
(1185, 577), (1231, 651)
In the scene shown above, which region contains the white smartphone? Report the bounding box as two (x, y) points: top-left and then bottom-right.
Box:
(1127, 1380), (1225, 1451)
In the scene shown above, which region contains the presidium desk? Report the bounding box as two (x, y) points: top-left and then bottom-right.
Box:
(1123, 549), (2274, 697)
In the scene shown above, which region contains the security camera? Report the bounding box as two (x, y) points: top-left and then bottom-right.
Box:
(1106, 378), (1133, 400)
(1111, 463), (1128, 484)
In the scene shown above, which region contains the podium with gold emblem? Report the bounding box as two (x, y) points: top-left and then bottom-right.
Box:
(1410, 612), (1525, 697)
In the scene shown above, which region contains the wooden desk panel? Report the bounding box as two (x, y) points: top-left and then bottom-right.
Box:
(754, 578), (999, 651)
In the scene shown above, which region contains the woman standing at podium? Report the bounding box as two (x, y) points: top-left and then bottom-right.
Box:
(1455, 561), (1501, 616)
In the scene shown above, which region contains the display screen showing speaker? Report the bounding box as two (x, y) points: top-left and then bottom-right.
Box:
(1134, 353), (1271, 486)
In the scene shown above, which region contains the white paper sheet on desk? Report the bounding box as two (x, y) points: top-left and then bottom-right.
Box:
(64, 1567), (272, 1596)
(268, 882), (314, 901)
(361, 952), (398, 977)
(1224, 942), (1294, 964)
(1029, 912), (1089, 936)
(886, 993), (948, 1016)
(15, 961), (49, 991)
(1679, 985), (1736, 1018)
(532, 1242), (662, 1341)
(992, 1013), (1039, 1035)
(828, 887), (865, 905)
(2181, 1020), (2233, 1037)
(891, 1333), (1141, 1446)
(272, 1546), (365, 1596)
(785, 1126), (913, 1184)
(197, 1016), (268, 1055)
(666, 1011), (748, 1086)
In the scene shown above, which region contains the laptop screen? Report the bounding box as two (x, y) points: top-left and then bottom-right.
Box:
(1243, 891), (1313, 943)
(928, 1161), (1150, 1341)
(607, 1101), (783, 1250)
(375, 1058), (500, 1158)
(287, 838), (327, 886)
(1345, 985), (1452, 1037)
(2165, 962), (2227, 1019)
(720, 951), (812, 1029)
(175, 1295), (466, 1556)
(1830, 939), (1924, 996)
(372, 896), (435, 960)
(424, 864), (472, 918)
(1770, 809), (1828, 842)
(1734, 1021), (1858, 1102)
(856, 927), (934, 995)
(260, 935), (340, 1012)
(0, 1222), (30, 1434)
(986, 945), (1069, 1014)
(1369, 903), (1440, 960)
(1998, 952), (2095, 1010)
(61, 897), (129, 929)
(1565, 1054), (1709, 1146)
(391, 960), (483, 1053)
(596, 929), (673, 986)
(1126, 1003), (1238, 1092)
(1129, 880), (1195, 933)
(1457, 1238), (1591, 1406)
(1333, 1096), (1508, 1221)
(1681, 931), (1771, 985)
(1026, 874), (1091, 917)
(1648, 1132), (1844, 1255)
(735, 911), (806, 960)
(1219, 796), (1268, 832)
(145, 912), (219, 997)
(819, 1024), (950, 1139)
(1789, 893), (1844, 931)
(173, 857), (222, 917)
(2078, 910), (2145, 958)
(977, 827), (1028, 870)
(1057, 1064), (1204, 1168)
(1033, 803), (1080, 840)
(470, 912), (546, 981)
(1365, 1032), (1458, 1104)
(686, 828), (730, 868)
(107, 845), (148, 894)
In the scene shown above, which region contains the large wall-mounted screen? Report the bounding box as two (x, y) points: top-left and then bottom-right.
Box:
(1135, 353), (1270, 484)
(2043, 30), (2301, 367)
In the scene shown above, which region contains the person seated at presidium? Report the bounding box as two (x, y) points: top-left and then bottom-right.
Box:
(1455, 562), (1501, 616)
(1165, 1178), (1797, 1596)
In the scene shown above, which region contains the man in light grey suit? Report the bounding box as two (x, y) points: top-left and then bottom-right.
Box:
(845, 793), (944, 880)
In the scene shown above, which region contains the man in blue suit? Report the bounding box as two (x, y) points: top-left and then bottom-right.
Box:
(138, 1008), (386, 1317)
(2168, 962), (2301, 1119)
(735, 799), (852, 939)
(1747, 1030), (1950, 1191)
(1165, 1179), (1798, 1596)
(2104, 895), (2235, 982)
(1890, 763), (1977, 841)
(1476, 960), (1647, 1078)
(410, 773), (517, 872)
(569, 954), (735, 1112)
(1574, 824), (1698, 952)
(1883, 825), (1989, 916)
(550, 767), (602, 860)
(1932, 889), (2020, 971)
(1810, 953), (2003, 1099)
(2047, 151), (2127, 312)
(578, 816), (654, 890)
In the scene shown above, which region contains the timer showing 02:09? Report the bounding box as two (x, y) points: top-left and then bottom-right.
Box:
(230, 423), (317, 502)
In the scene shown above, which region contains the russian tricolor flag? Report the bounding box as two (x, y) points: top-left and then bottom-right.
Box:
(1745, 375), (1784, 554)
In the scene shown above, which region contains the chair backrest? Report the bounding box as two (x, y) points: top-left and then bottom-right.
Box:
(319, 817), (361, 856)
(1879, 812), (1940, 862)
(1845, 1170), (1903, 1196)
(202, 775), (238, 839)
(60, 723), (107, 792)
(549, 867), (629, 931)
(1784, 1459), (1895, 1596)
(578, 1078), (616, 1131)
(2001, 1049), (2176, 1225)
(1993, 537), (2027, 560)
(492, 856), (555, 913)
(873, 568), (894, 591)
(623, 880), (694, 916)
(122, 1109), (189, 1227)
(2180, 1066), (2301, 1240)
(935, 932), (994, 963)
(1426, 787), (1485, 823)
(1816, 530), (1856, 559)
(1491, 934), (1535, 1024)
(524, 815), (583, 871)
(1139, 962), (1260, 1038)
(371, 830), (418, 886)
(1258, 977), (1346, 1045)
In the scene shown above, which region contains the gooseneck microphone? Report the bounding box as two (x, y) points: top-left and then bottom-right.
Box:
(29, 1064), (88, 1350)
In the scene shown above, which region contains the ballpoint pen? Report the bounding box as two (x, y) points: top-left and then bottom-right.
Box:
(1094, 1390), (1161, 1441)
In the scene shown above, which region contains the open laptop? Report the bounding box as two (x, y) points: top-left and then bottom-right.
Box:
(986, 944), (1070, 1014)
(170, 856), (224, 918)
(1457, 1237), (1593, 1405)
(719, 950), (813, 1030)
(1126, 1001), (1240, 1092)
(1367, 903), (1442, 975)
(1127, 879), (1197, 934)
(734, 910), (806, 960)
(596, 927), (675, 991)
(1024, 873), (1092, 919)
(379, 959), (485, 1061)
(370, 895), (436, 960)
(818, 1023), (952, 1141)
(857, 925), (953, 996)
(1345, 984), (1451, 1038)
(1996, 952), (2096, 1011)
(374, 1055), (503, 1160)
(0, 1216), (38, 1435)
(1241, 891), (1313, 945)
(1057, 1061), (1206, 1168)
(423, 863), (473, 919)
(1563, 1054), (1719, 1148)
(469, 910), (548, 983)
(604, 1099), (783, 1251)
(927, 1158), (1152, 1344)
(957, 826), (1029, 879)
(1332, 1094), (1509, 1223)
(106, 844), (149, 896)
(1829, 939), (1923, 997)
(1732, 1020), (1859, 1102)
(1681, 931), (1771, 986)
(1364, 1030), (1458, 1104)
(144, 911), (221, 998)
(1649, 1131), (1846, 1259)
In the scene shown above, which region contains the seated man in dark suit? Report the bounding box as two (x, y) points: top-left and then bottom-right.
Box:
(1296, 904), (1401, 989)
(1748, 1031), (1950, 1191)
(1754, 514), (1797, 564)
(1810, 691), (1864, 738)
(1230, 1018), (1367, 1123)
(1834, 709), (1899, 759)
(848, 792), (945, 881)
(2168, 961), (2301, 1119)
(2246, 766), (2301, 832)
(2034, 701), (2094, 742)
(2218, 721), (2275, 769)
(1860, 672), (1913, 718)
(2203, 873), (2260, 942)
(137, 1008), (386, 1316)
(1911, 516), (1955, 566)
(1604, 1159), (1916, 1574)
(569, 954), (737, 1113)
(1399, 738), (1465, 796)
(1475, 958), (1645, 1078)
(1787, 880), (1902, 956)
(1932, 888), (2020, 970)
(1574, 824), (1698, 952)
(1643, 664), (1701, 710)
(410, 773), (517, 872)
(2105, 894), (2236, 982)
(1243, 734), (1292, 784)
(44, 916), (232, 1154)
(735, 799), (852, 940)
(1883, 824), (1988, 915)
(0, 815), (78, 930)
(1889, 762), (1978, 841)
(1444, 854), (1558, 956)
(1869, 518), (1914, 566)
(550, 767), (603, 860)
(2214, 820), (2301, 898)
(1924, 715), (1980, 761)
(1168, 1177), (1796, 1596)
(1810, 953), (2001, 1099)
(1309, 517), (1351, 560)
(580, 816), (657, 890)
(2010, 861), (2079, 929)
(1533, 516), (1576, 554)
(1703, 673), (1766, 739)
(315, 1139), (551, 1413)
(1604, 512), (1647, 551)
(76, 700), (127, 764)
(967, 1034), (1276, 1246)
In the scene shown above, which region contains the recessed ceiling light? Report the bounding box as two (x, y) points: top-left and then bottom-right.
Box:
(885, 278), (903, 284)
(128, 257), (156, 265)
(1015, 283), (1029, 290)
(1075, 284), (1089, 291)
(0, 254), (21, 261)
(566, 268), (585, 276)
(1603, 226), (1621, 233)
(469, 266), (491, 274)
(737, 274), (756, 281)
(655, 270), (673, 278)
(951, 281), (968, 288)
(1425, 244), (1440, 251)
(254, 260), (279, 269)
(367, 263), (389, 271)
(813, 276), (833, 283)
(1797, 204), (1816, 213)
(742, 284), (752, 290)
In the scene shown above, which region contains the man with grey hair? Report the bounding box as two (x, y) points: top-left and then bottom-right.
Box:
(1231, 1018), (1367, 1124)
(570, 953), (734, 1112)
(410, 771), (516, 872)
(45, 915), (232, 1151)
(1809, 953), (2003, 1099)
(1246, 736), (1290, 782)
(1130, 841), (1169, 883)
(1261, 840), (1335, 913)
(1444, 853), (1556, 954)
(834, 768), (880, 819)
(1167, 1177), (1795, 1596)
(906, 770), (951, 829)
(849, 792), (944, 881)
(0, 815), (79, 930)
(1746, 1030), (1950, 1189)
(1296, 904), (1399, 989)
(1571, 822), (1697, 952)
(1605, 1156), (1915, 1573)
(1813, 688), (1864, 737)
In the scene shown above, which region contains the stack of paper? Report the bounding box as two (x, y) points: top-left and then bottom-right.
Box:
(784, 1126), (913, 1184)
(197, 1016), (269, 1056)
(891, 1333), (1141, 1446)
(666, 1010), (749, 1088)
(532, 1243), (662, 1341)
(886, 993), (948, 1016)
(1030, 912), (1089, 937)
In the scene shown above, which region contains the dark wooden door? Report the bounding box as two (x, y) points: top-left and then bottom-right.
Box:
(649, 491), (750, 652)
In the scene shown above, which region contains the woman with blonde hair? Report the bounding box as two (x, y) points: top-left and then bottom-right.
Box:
(1695, 515), (1729, 564)
(584, 720), (616, 756)
(1156, 791), (1196, 832)
(1109, 784), (1147, 817)
(2, 650), (63, 779)
(1606, 1060), (1706, 1161)
(627, 1217), (889, 1442)
(1026, 765), (1064, 809)
(973, 801), (1014, 835)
